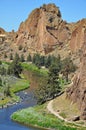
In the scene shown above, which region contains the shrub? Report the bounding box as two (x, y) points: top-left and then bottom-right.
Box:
(18, 45), (23, 50)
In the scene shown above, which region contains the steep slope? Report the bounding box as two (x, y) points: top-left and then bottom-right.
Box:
(70, 19), (86, 52)
(0, 27), (5, 34)
(66, 41), (86, 120)
(0, 3), (86, 63)
(16, 3), (71, 55)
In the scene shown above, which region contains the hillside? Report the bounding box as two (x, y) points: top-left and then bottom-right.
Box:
(0, 3), (86, 63)
(0, 3), (86, 120)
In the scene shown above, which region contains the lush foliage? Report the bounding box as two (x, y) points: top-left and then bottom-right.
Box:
(27, 54), (32, 62)
(8, 53), (22, 77)
(35, 63), (61, 104)
(34, 55), (76, 104)
(11, 105), (78, 130)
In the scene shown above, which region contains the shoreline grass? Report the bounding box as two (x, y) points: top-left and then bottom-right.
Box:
(21, 62), (48, 77)
(0, 78), (29, 107)
(11, 104), (81, 130)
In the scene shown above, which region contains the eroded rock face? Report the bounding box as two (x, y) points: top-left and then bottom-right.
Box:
(16, 3), (70, 55)
(70, 19), (86, 52)
(0, 27), (5, 34)
(66, 42), (86, 120)
(0, 3), (86, 62)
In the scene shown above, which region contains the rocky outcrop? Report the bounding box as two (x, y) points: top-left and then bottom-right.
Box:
(15, 3), (70, 55)
(66, 41), (86, 120)
(0, 3), (86, 62)
(70, 19), (86, 52)
(0, 27), (5, 34)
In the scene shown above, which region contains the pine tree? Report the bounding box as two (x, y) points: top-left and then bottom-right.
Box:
(0, 77), (2, 86)
(0, 61), (2, 65)
(8, 53), (22, 77)
(45, 55), (52, 68)
(35, 63), (61, 104)
(27, 54), (32, 62)
(4, 53), (7, 58)
(40, 55), (45, 66)
(20, 54), (25, 62)
(32, 53), (41, 68)
(10, 53), (13, 60)
(47, 63), (61, 98)
(18, 45), (23, 50)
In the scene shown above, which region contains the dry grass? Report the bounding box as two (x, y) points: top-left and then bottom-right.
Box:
(52, 93), (80, 120)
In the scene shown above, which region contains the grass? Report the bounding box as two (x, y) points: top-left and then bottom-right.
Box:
(21, 62), (48, 77)
(0, 77), (29, 106)
(10, 79), (29, 93)
(11, 104), (81, 130)
(0, 97), (11, 107)
(52, 93), (80, 120)
(60, 112), (67, 119)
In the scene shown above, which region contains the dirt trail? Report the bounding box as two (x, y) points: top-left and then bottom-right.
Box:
(47, 99), (68, 122)
(47, 98), (86, 129)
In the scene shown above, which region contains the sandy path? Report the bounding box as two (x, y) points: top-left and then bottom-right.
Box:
(47, 99), (68, 122)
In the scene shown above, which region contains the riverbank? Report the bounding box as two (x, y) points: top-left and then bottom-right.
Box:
(0, 77), (29, 108)
(11, 103), (81, 130)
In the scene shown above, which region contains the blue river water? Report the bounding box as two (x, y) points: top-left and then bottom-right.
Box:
(0, 91), (42, 130)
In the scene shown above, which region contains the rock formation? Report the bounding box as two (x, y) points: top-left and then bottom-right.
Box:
(0, 27), (5, 34)
(0, 3), (86, 62)
(16, 3), (70, 55)
(70, 19), (86, 52)
(66, 39), (86, 119)
(1, 3), (86, 120)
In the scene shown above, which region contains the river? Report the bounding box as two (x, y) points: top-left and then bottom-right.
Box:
(0, 90), (42, 130)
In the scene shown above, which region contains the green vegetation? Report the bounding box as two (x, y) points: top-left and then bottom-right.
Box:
(27, 54), (32, 62)
(4, 53), (7, 58)
(0, 54), (76, 107)
(21, 62), (48, 77)
(53, 93), (80, 120)
(20, 54), (25, 62)
(0, 59), (29, 106)
(11, 104), (86, 130)
(9, 53), (13, 60)
(18, 45), (23, 50)
(0, 77), (29, 106)
(35, 63), (61, 104)
(10, 79), (29, 93)
(30, 54), (76, 105)
(8, 53), (22, 77)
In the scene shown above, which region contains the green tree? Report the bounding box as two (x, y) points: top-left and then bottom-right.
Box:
(40, 55), (45, 66)
(0, 77), (2, 86)
(18, 45), (23, 50)
(27, 54), (32, 62)
(32, 53), (41, 68)
(10, 53), (13, 60)
(47, 63), (61, 98)
(20, 54), (25, 62)
(8, 54), (22, 77)
(34, 77), (48, 104)
(45, 55), (52, 68)
(4, 85), (11, 97)
(35, 63), (61, 104)
(0, 61), (2, 65)
(4, 53), (7, 58)
(61, 57), (76, 82)
(15, 53), (20, 61)
(0, 66), (6, 75)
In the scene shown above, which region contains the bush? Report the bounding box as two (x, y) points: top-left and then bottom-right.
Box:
(20, 54), (25, 62)
(7, 54), (22, 77)
(18, 45), (23, 50)
(27, 54), (32, 62)
(9, 53), (13, 60)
